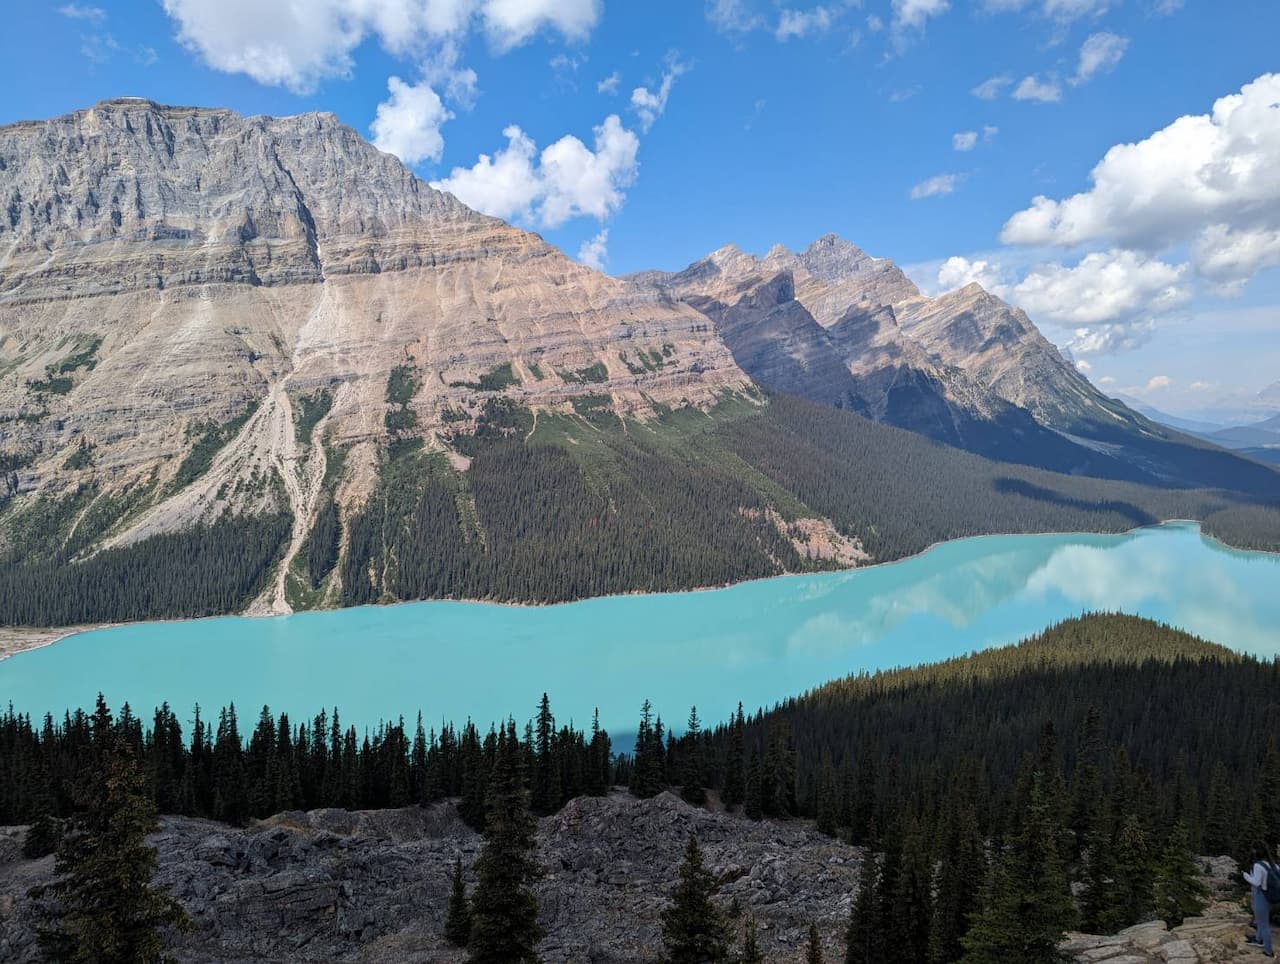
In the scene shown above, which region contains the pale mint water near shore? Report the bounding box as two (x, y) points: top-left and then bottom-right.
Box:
(2, 522), (1278, 734)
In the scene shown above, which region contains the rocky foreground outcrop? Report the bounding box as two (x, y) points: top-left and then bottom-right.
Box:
(0, 791), (860, 963)
(1062, 903), (1263, 964)
(0, 791), (1265, 963)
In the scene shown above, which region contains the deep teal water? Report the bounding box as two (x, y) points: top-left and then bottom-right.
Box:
(2, 522), (1277, 735)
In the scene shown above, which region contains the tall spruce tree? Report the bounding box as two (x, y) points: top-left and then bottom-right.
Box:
(467, 721), (542, 964)
(660, 836), (730, 964)
(1203, 762), (1235, 856)
(845, 853), (881, 964)
(929, 802), (984, 964)
(891, 816), (934, 964)
(681, 706), (706, 807)
(630, 700), (665, 799)
(532, 694), (560, 816)
(1101, 813), (1153, 932)
(722, 704), (746, 810)
(1152, 821), (1209, 928)
(815, 752), (839, 838)
(39, 735), (188, 963)
(445, 856), (472, 947)
(960, 776), (1075, 963)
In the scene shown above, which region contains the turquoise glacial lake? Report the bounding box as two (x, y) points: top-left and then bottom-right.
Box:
(1, 522), (1278, 735)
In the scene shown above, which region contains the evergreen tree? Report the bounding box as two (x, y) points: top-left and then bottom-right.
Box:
(1203, 762), (1235, 855)
(630, 700), (665, 799)
(22, 811), (64, 860)
(585, 709), (609, 797)
(738, 915), (764, 964)
(1101, 813), (1153, 932)
(929, 802), (984, 964)
(468, 721), (542, 964)
(806, 922), (825, 964)
(660, 836), (730, 964)
(1152, 821), (1209, 928)
(891, 817), (933, 964)
(532, 694), (560, 816)
(960, 777), (1075, 963)
(744, 749), (763, 821)
(39, 736), (188, 963)
(445, 856), (472, 947)
(722, 704), (746, 810)
(845, 853), (881, 964)
(681, 706), (706, 807)
(1078, 797), (1116, 933)
(815, 752), (839, 838)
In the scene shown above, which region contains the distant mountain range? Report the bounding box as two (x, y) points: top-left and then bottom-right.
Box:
(1, 99), (1276, 625)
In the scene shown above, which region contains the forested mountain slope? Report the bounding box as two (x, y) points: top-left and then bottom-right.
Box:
(3, 391), (1277, 627)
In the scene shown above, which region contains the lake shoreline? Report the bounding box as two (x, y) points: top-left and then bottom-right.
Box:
(0, 518), (1266, 664)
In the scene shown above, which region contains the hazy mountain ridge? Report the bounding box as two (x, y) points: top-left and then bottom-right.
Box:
(637, 237), (1279, 491)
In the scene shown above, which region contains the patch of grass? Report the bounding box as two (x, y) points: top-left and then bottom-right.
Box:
(292, 388), (333, 446)
(170, 402), (259, 493)
(570, 393), (615, 419)
(386, 365), (421, 406)
(447, 399), (535, 458)
(0, 450), (35, 474)
(527, 363), (545, 381)
(64, 440), (94, 471)
(384, 407), (418, 434)
(26, 337), (104, 397)
(56, 336), (102, 374)
(559, 361), (610, 384)
(448, 362), (520, 392)
(28, 374), (74, 396)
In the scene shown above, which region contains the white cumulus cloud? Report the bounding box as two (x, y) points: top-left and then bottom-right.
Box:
(159, 0), (601, 93)
(431, 114), (639, 228)
(597, 71), (620, 94)
(630, 58), (688, 133)
(482, 0), (600, 52)
(1007, 250), (1191, 328)
(1002, 72), (1280, 248)
(578, 229), (610, 270)
(937, 256), (1005, 291)
(933, 250), (1190, 356)
(1001, 73), (1280, 297)
(370, 76), (452, 164)
(953, 130), (978, 151)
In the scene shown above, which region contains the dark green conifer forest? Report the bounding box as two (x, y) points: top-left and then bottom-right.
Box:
(3, 392), (1277, 627)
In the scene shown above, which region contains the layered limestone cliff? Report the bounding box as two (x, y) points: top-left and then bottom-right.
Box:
(0, 99), (751, 600)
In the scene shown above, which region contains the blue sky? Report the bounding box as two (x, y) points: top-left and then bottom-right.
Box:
(2, 0), (1278, 417)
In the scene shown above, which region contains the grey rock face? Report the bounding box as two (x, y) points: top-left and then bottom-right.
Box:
(0, 99), (750, 605)
(0, 793), (858, 963)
